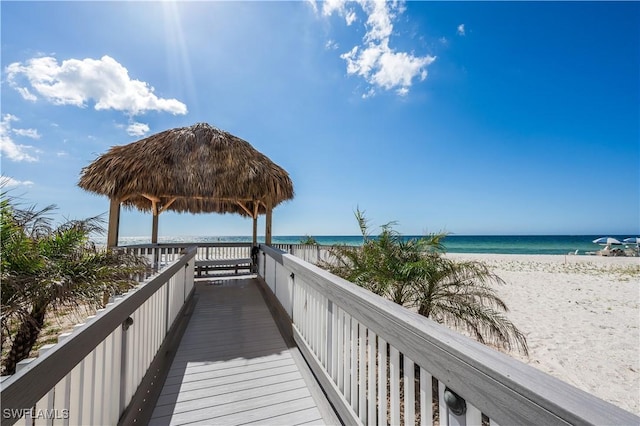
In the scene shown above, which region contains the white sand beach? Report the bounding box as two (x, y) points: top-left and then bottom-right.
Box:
(446, 253), (640, 415)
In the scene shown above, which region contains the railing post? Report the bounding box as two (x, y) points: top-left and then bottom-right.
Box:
(290, 272), (296, 323)
(119, 317), (133, 416)
(183, 262), (188, 302)
(165, 277), (171, 335)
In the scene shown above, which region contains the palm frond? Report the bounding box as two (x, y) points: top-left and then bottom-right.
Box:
(1, 196), (149, 373)
(324, 210), (529, 355)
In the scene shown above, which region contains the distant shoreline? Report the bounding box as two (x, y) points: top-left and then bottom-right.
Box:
(93, 234), (640, 256)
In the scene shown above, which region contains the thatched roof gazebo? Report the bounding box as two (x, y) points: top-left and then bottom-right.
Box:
(78, 122), (294, 247)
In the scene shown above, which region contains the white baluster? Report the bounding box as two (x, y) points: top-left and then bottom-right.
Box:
(68, 325), (86, 425)
(378, 337), (388, 426)
(83, 317), (97, 426)
(358, 323), (366, 422)
(390, 346), (400, 426)
(54, 332), (73, 426)
(336, 307), (344, 391)
(34, 345), (55, 426)
(367, 330), (377, 425)
(343, 312), (351, 402)
(420, 368), (433, 426)
(404, 356), (415, 425)
(438, 381), (448, 426)
(109, 325), (122, 424)
(329, 301), (337, 380)
(350, 318), (358, 412)
(465, 402), (482, 426)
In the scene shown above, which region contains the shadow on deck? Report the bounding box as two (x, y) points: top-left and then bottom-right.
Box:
(148, 276), (339, 426)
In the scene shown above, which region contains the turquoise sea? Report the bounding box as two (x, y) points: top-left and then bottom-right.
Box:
(103, 235), (639, 256)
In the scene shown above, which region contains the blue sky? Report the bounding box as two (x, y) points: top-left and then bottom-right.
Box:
(2, 1), (639, 239)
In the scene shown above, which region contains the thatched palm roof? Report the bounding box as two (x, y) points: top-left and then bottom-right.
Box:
(78, 123), (294, 217)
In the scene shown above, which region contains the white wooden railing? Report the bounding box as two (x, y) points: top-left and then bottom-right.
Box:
(258, 244), (640, 426)
(272, 243), (336, 265)
(123, 242), (252, 268)
(0, 246), (196, 426)
(123, 242), (253, 262)
(123, 242), (254, 277)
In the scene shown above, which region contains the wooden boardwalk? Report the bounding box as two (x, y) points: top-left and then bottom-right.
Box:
(149, 277), (336, 426)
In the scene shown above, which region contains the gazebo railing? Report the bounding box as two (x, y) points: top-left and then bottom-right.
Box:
(257, 244), (640, 426)
(122, 242), (252, 265)
(122, 242), (254, 276)
(0, 247), (196, 426)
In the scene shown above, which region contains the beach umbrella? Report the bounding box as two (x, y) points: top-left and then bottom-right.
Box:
(78, 122), (294, 246)
(592, 237), (622, 245)
(623, 237), (640, 244)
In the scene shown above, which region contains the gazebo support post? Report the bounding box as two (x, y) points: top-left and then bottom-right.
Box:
(265, 206), (272, 246)
(252, 201), (259, 247)
(151, 200), (159, 244)
(152, 214), (159, 244)
(107, 198), (120, 248)
(252, 217), (258, 246)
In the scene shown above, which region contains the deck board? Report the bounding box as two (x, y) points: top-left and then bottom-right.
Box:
(149, 278), (331, 426)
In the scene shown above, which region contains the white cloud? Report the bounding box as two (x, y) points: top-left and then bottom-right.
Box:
(317, 0), (435, 97)
(345, 10), (357, 26)
(320, 0), (358, 26)
(0, 176), (34, 187)
(306, 0), (318, 14)
(5, 55), (188, 116)
(16, 87), (37, 102)
(12, 127), (41, 139)
(362, 88), (376, 99)
(325, 40), (339, 50)
(0, 114), (38, 162)
(457, 24), (465, 36)
(362, 1), (393, 42)
(321, 0), (348, 17)
(127, 122), (150, 137)
(370, 50), (433, 94)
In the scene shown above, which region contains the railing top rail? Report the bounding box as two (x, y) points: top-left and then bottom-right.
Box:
(0, 246), (198, 414)
(121, 242), (253, 249)
(259, 244), (639, 425)
(271, 243), (347, 248)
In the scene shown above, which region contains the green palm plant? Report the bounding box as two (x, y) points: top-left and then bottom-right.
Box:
(299, 235), (318, 245)
(325, 209), (444, 304)
(1, 195), (147, 375)
(404, 256), (528, 354)
(322, 209), (528, 355)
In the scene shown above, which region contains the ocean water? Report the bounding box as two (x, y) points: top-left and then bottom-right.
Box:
(98, 235), (639, 256)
